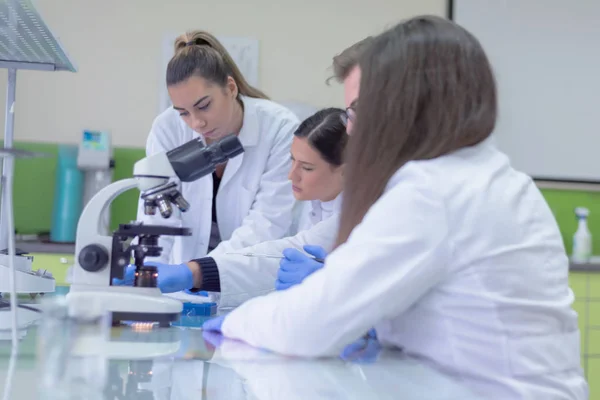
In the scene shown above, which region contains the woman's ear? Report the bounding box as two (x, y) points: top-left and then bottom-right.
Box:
(226, 76), (238, 98)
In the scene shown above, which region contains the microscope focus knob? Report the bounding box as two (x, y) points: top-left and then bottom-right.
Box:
(79, 244), (109, 272)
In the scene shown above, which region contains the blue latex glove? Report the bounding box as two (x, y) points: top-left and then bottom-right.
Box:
(202, 330), (225, 349)
(275, 245), (327, 291)
(365, 328), (377, 340)
(112, 261), (193, 293)
(339, 329), (381, 363)
(183, 289), (209, 297)
(203, 315), (226, 332)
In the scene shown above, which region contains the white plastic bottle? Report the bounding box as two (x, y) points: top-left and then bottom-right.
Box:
(572, 207), (592, 263)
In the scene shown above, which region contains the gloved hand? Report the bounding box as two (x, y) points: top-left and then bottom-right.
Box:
(202, 330), (225, 349)
(339, 329), (381, 363)
(112, 261), (193, 293)
(203, 315), (227, 333)
(275, 245), (327, 291)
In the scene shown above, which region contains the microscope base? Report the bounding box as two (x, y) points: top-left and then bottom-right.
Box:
(67, 285), (183, 326)
(73, 325), (182, 359)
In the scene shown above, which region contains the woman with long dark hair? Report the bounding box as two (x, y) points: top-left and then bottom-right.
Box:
(204, 16), (586, 399)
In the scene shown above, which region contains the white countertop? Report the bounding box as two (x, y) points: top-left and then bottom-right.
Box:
(0, 325), (483, 400)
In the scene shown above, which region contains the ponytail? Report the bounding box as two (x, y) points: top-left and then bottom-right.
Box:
(167, 30), (268, 100)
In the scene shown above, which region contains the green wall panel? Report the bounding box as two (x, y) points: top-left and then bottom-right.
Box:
(541, 189), (600, 256)
(3, 141), (144, 236)
(5, 140), (600, 258)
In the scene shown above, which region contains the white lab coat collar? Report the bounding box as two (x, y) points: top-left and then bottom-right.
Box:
(218, 96), (262, 191)
(309, 193), (343, 226)
(237, 95), (260, 148)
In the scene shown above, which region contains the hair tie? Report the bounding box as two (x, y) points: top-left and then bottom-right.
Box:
(185, 38), (211, 48)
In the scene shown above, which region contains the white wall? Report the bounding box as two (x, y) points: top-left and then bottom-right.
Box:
(0, 0), (446, 148)
(454, 0), (600, 182)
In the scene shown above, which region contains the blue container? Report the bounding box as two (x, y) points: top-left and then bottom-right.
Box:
(50, 145), (84, 243)
(171, 302), (218, 327)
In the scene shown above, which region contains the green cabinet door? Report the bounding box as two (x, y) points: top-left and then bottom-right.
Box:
(570, 271), (600, 399)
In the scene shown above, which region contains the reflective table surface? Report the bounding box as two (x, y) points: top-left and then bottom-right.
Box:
(0, 322), (484, 400)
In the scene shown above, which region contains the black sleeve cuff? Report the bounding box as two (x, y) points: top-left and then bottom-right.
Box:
(190, 256), (221, 292)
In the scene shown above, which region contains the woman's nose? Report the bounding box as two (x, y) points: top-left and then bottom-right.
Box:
(191, 114), (207, 131)
(288, 165), (299, 182)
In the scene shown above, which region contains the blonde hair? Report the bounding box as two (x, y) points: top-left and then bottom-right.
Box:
(167, 30), (268, 99)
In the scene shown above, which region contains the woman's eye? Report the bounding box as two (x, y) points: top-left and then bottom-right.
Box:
(179, 111), (189, 117)
(197, 102), (211, 111)
(302, 167), (314, 172)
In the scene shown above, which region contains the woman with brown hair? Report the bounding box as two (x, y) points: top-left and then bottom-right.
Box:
(204, 16), (587, 399)
(134, 31), (300, 274)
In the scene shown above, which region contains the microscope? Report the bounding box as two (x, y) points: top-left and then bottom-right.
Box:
(66, 134), (244, 326)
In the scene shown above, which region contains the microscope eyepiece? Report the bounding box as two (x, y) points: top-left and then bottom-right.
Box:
(166, 134), (244, 183)
(213, 134), (245, 162)
(139, 135), (243, 218)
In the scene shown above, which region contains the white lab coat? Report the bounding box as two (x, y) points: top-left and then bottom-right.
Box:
(220, 138), (588, 399)
(213, 194), (342, 309)
(137, 96), (300, 264)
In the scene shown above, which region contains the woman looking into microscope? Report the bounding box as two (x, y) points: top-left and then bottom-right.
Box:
(137, 30), (299, 269)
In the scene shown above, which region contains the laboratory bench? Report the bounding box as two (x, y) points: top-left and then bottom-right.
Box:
(12, 255), (600, 398)
(0, 322), (484, 399)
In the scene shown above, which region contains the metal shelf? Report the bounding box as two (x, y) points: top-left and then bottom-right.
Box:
(0, 0), (77, 246)
(0, 0), (76, 71)
(0, 0), (76, 360)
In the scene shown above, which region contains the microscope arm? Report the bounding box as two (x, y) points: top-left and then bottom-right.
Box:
(72, 178), (159, 286)
(78, 178), (139, 238)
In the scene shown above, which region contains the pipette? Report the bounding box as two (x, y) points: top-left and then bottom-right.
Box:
(225, 252), (325, 263)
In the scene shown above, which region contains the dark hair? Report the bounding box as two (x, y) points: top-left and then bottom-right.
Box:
(294, 108), (348, 167)
(327, 36), (374, 84)
(166, 30), (268, 99)
(335, 15), (497, 247)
